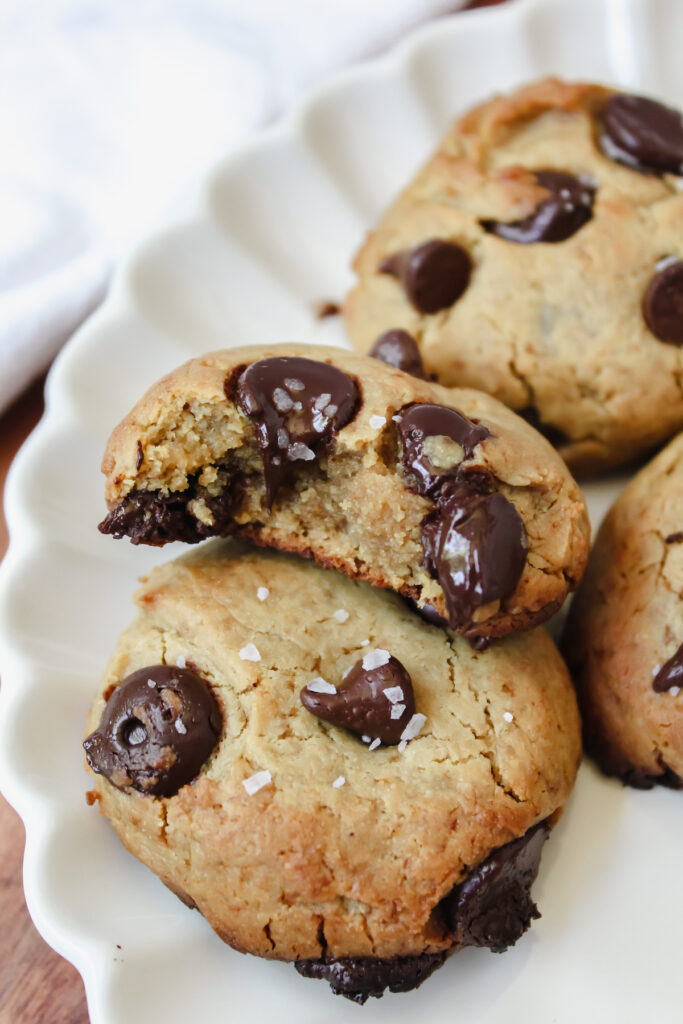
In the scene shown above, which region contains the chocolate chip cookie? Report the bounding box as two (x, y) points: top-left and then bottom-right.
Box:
(344, 78), (683, 474)
(84, 540), (581, 1002)
(564, 433), (683, 788)
(98, 343), (589, 640)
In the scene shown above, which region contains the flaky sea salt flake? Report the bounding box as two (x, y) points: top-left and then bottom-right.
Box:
(368, 738), (381, 751)
(362, 649), (391, 671)
(176, 655), (186, 669)
(289, 442), (315, 461)
(239, 643), (261, 662)
(383, 686), (404, 704)
(669, 686), (681, 697)
(333, 609), (349, 624)
(175, 719), (187, 735)
(369, 414), (386, 430)
(390, 703), (406, 720)
(285, 377), (305, 392)
(257, 587), (269, 601)
(272, 387), (293, 412)
(242, 770), (272, 796)
(503, 711), (514, 723)
(400, 713), (427, 743)
(332, 775), (346, 788)
(307, 677), (337, 694)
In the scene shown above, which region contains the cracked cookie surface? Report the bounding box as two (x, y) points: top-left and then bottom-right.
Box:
(85, 540), (580, 977)
(564, 433), (683, 787)
(98, 343), (589, 640)
(344, 78), (683, 474)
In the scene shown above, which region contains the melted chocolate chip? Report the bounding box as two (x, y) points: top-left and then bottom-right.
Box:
(601, 93), (683, 175)
(421, 482), (528, 631)
(396, 403), (490, 498)
(300, 653), (415, 745)
(368, 329), (428, 379)
(295, 952), (447, 1005)
(642, 260), (683, 345)
(481, 171), (595, 244)
(380, 240), (471, 314)
(84, 666), (221, 797)
(442, 820), (549, 952)
(235, 357), (359, 506)
(295, 820), (549, 1002)
(653, 643), (683, 693)
(98, 464), (241, 546)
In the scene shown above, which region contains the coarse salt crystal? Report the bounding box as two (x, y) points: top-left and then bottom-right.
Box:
(307, 677), (337, 694)
(398, 740), (408, 753)
(176, 655), (186, 669)
(312, 409), (327, 433)
(285, 377), (305, 392)
(383, 686), (404, 704)
(293, 401), (303, 412)
(239, 643), (261, 662)
(147, 678), (156, 688)
(400, 713), (427, 743)
(390, 703), (406, 720)
(314, 392), (332, 411)
(332, 775), (346, 788)
(289, 442), (315, 461)
(343, 665), (353, 680)
(362, 649), (391, 671)
(272, 387), (293, 412)
(368, 738), (381, 751)
(362, 735), (371, 744)
(369, 414), (386, 430)
(324, 403), (338, 417)
(503, 711), (514, 723)
(670, 686), (681, 697)
(242, 770), (272, 796)
(360, 639), (370, 647)
(277, 428), (289, 449)
(257, 587), (269, 601)
(175, 719), (187, 735)
(333, 609), (349, 623)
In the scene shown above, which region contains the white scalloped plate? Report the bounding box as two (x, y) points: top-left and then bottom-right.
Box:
(1, 0), (682, 1021)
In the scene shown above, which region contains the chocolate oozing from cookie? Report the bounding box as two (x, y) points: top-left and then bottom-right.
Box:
(442, 819), (549, 952)
(396, 403), (490, 498)
(368, 329), (428, 379)
(379, 240), (472, 314)
(642, 260), (683, 346)
(395, 403), (527, 630)
(481, 171), (595, 244)
(295, 820), (549, 1003)
(295, 952), (447, 1005)
(84, 666), (222, 797)
(421, 483), (529, 631)
(652, 643), (683, 693)
(600, 93), (683, 175)
(300, 652), (415, 745)
(235, 357), (359, 506)
(98, 464), (240, 545)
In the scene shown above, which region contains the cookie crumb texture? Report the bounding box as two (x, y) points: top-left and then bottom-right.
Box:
(344, 79), (683, 474)
(98, 344), (588, 640)
(564, 433), (683, 787)
(85, 541), (581, 992)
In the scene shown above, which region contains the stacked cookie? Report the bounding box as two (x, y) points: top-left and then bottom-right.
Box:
(86, 343), (586, 1002)
(85, 76), (682, 1005)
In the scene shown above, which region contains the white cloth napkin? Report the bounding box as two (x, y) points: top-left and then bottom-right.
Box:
(0, 0), (466, 415)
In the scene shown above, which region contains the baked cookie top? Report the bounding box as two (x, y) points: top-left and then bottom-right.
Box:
(98, 343), (589, 640)
(344, 78), (683, 473)
(565, 432), (683, 787)
(85, 540), (581, 965)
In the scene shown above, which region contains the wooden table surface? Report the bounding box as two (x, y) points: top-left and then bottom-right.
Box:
(0, 4), (508, 1021)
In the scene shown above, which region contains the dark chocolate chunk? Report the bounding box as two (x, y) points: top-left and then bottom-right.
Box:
(380, 240), (471, 314)
(235, 357), (359, 506)
(442, 820), (549, 952)
(84, 666), (222, 797)
(652, 643), (683, 693)
(642, 260), (683, 346)
(295, 820), (550, 1002)
(368, 329), (428, 379)
(396, 403), (490, 498)
(481, 171), (595, 244)
(98, 464), (240, 546)
(600, 93), (683, 175)
(295, 952), (447, 1005)
(421, 482), (528, 631)
(665, 532), (683, 544)
(300, 652), (415, 745)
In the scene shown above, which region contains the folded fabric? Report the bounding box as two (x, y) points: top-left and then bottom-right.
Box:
(0, 0), (465, 414)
